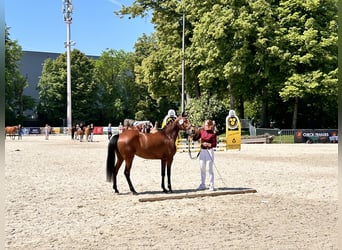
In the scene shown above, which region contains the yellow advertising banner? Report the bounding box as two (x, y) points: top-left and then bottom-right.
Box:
(226, 110), (241, 150)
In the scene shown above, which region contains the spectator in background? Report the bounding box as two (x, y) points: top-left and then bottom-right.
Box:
(71, 124), (76, 140)
(89, 123), (94, 142)
(44, 124), (51, 140)
(162, 109), (177, 128)
(108, 123), (112, 140)
(18, 124), (23, 140)
(118, 122), (124, 134)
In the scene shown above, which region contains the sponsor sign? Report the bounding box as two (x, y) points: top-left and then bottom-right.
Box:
(226, 110), (241, 150)
(93, 126), (103, 135)
(29, 127), (41, 134)
(294, 129), (338, 143)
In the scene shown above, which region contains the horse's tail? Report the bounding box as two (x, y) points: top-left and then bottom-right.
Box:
(106, 134), (119, 182)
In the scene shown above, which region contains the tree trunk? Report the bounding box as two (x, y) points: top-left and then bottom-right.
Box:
(238, 95), (244, 119)
(229, 83), (235, 110)
(261, 86), (268, 127)
(230, 94), (235, 110)
(292, 97), (299, 129)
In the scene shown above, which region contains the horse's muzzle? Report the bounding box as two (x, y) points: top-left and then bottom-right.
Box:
(185, 126), (196, 136)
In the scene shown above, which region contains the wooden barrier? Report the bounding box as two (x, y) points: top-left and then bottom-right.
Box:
(241, 137), (267, 144)
(177, 138), (227, 152)
(139, 188), (257, 202)
(241, 135), (274, 144)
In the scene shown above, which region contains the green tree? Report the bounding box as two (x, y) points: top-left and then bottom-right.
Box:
(118, 1), (196, 124)
(94, 49), (138, 124)
(276, 0), (338, 128)
(133, 33), (179, 123)
(37, 49), (98, 126)
(5, 27), (35, 125)
(121, 0), (337, 129)
(187, 92), (228, 133)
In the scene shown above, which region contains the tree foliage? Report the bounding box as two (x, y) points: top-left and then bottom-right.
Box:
(5, 27), (35, 125)
(116, 0), (337, 130)
(94, 49), (148, 124)
(37, 49), (98, 125)
(10, 1), (337, 130)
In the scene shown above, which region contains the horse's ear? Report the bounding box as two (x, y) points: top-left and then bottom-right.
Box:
(181, 112), (188, 117)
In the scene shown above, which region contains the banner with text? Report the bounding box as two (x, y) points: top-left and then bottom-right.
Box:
(294, 129), (338, 143)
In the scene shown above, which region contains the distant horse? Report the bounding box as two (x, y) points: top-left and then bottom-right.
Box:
(123, 119), (135, 129)
(150, 121), (159, 134)
(106, 115), (194, 194)
(84, 125), (91, 142)
(5, 126), (18, 140)
(83, 125), (90, 141)
(74, 127), (84, 142)
(123, 119), (153, 133)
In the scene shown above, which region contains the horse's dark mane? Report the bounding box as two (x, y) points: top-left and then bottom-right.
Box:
(161, 117), (176, 131)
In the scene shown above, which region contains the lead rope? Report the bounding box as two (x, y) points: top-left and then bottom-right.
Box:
(187, 137), (200, 160)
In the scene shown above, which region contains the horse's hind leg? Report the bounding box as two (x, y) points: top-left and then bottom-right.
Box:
(160, 160), (168, 193)
(124, 157), (138, 194)
(166, 159), (174, 193)
(113, 156), (124, 193)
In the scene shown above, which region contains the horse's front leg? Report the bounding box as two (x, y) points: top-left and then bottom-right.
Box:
(166, 160), (173, 193)
(161, 160), (168, 193)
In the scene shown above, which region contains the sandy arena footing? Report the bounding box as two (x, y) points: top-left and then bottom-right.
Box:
(5, 135), (338, 249)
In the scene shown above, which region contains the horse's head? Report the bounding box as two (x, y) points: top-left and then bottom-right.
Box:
(174, 115), (203, 140)
(186, 125), (202, 141)
(174, 115), (193, 132)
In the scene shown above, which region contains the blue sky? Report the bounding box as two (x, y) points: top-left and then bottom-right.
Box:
(5, 0), (154, 56)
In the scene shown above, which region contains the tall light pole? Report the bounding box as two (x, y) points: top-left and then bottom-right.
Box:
(63, 0), (73, 129)
(181, 12), (185, 114)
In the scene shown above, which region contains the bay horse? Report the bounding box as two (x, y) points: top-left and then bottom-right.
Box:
(74, 127), (84, 142)
(84, 125), (91, 142)
(5, 126), (18, 140)
(106, 115), (194, 194)
(123, 119), (153, 133)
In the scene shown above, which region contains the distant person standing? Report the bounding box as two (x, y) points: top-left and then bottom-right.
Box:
(118, 122), (124, 134)
(108, 123), (112, 140)
(162, 109), (177, 128)
(90, 123), (94, 142)
(18, 124), (23, 140)
(44, 124), (51, 140)
(71, 124), (76, 140)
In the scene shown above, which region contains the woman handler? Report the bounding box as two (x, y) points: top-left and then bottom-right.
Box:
(197, 120), (217, 191)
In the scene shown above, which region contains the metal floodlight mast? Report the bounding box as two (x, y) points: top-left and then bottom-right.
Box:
(181, 12), (185, 114)
(63, 0), (73, 129)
